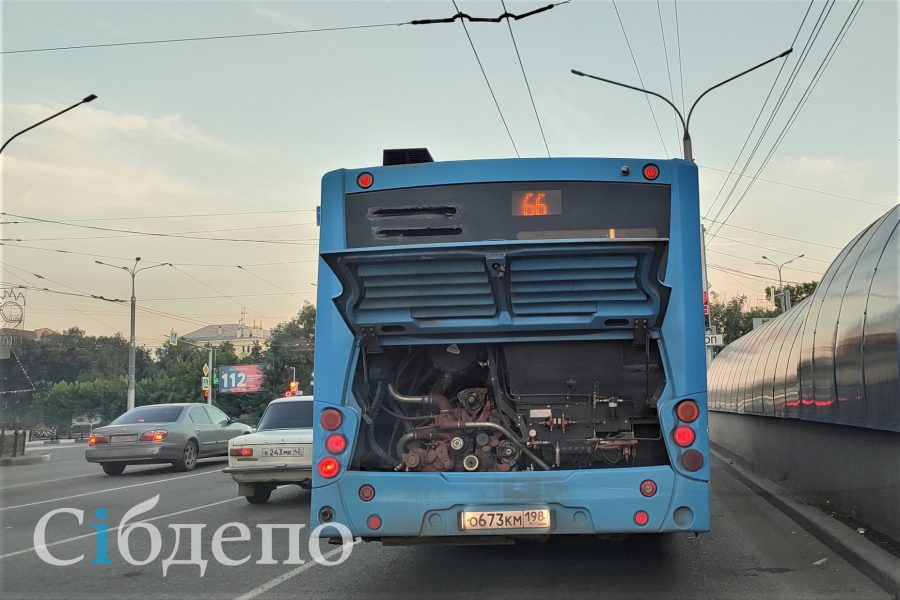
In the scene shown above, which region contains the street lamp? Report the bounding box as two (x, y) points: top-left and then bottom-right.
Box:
(571, 49), (791, 160)
(757, 254), (804, 313)
(95, 257), (172, 410)
(0, 94), (98, 155)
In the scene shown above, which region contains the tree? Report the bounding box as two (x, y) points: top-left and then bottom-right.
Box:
(709, 293), (779, 344)
(264, 302), (315, 409)
(764, 281), (818, 311)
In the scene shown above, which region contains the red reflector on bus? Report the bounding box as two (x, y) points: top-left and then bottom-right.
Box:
(642, 164), (660, 180)
(640, 480), (657, 497)
(673, 426), (695, 447)
(320, 409), (343, 431)
(318, 457), (340, 478)
(325, 434), (347, 454)
(357, 172), (374, 189)
(367, 514), (382, 530)
(681, 449), (704, 471)
(634, 510), (649, 526)
(676, 400), (700, 423)
(359, 485), (376, 502)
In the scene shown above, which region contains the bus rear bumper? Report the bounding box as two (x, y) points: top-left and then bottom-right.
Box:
(312, 466), (709, 538)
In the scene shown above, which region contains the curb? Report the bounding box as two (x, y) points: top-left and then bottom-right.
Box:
(0, 453), (51, 467)
(712, 445), (900, 599)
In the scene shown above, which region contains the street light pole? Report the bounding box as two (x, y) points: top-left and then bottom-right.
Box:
(571, 49), (792, 161)
(0, 94), (98, 155)
(95, 258), (172, 410)
(757, 254), (805, 313)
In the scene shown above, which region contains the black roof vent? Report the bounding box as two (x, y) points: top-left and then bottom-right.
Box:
(383, 148), (434, 166)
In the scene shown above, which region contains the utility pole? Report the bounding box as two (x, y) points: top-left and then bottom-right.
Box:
(95, 258), (171, 411)
(757, 254), (804, 313)
(1, 94), (98, 154)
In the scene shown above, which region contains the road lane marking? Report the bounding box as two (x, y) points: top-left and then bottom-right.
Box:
(0, 469), (226, 511)
(0, 464), (182, 491)
(233, 540), (363, 600)
(0, 496), (242, 560)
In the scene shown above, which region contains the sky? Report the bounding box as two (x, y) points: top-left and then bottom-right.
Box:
(1, 0), (897, 348)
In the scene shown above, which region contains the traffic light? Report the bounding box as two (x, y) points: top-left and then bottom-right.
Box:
(289, 381), (299, 393)
(203, 389), (209, 398)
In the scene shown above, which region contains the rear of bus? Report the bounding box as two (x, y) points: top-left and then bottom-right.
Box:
(312, 152), (709, 542)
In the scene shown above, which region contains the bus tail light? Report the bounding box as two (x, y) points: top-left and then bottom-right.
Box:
(634, 511), (649, 526)
(318, 457), (340, 479)
(367, 515), (382, 530)
(357, 172), (374, 189)
(640, 480), (657, 497)
(359, 484), (376, 502)
(681, 450), (704, 471)
(320, 409), (343, 431)
(229, 447), (253, 457)
(88, 433), (107, 446)
(676, 400), (699, 423)
(642, 163), (659, 180)
(673, 426), (695, 447)
(325, 434), (347, 454)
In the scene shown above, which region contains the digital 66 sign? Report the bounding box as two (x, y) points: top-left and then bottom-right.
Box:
(512, 190), (562, 216)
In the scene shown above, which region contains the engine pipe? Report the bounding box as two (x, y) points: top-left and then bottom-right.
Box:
(387, 383), (452, 411)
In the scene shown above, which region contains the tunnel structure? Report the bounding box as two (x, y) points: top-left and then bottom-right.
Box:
(707, 205), (899, 541)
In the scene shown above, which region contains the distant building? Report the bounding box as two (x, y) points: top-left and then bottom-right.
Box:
(0, 327), (57, 341)
(182, 321), (270, 358)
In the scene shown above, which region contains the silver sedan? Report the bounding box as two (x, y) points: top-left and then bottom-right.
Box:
(85, 403), (251, 475)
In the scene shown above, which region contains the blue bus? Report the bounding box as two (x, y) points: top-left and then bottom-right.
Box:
(312, 150), (709, 542)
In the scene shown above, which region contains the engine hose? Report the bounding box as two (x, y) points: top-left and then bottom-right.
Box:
(387, 383), (451, 411)
(366, 383), (394, 465)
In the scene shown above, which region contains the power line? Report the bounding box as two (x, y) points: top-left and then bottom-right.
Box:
(452, 0), (520, 157)
(708, 263), (804, 286)
(698, 164), (893, 208)
(169, 265), (272, 322)
(702, 0), (815, 221)
(708, 0), (864, 239)
(711, 234), (833, 263)
(500, 0), (551, 157)
(0, 211), (318, 245)
(2, 221), (317, 243)
(236, 266), (307, 302)
(2, 21), (412, 55)
(142, 291), (314, 302)
(706, 249), (823, 276)
(0, 208), (316, 224)
(610, 0), (670, 158)
(655, 0), (680, 148)
(702, 218), (843, 249)
(673, 0), (686, 115)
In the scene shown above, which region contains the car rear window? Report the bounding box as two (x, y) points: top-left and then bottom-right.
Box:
(111, 406), (184, 424)
(257, 401), (313, 430)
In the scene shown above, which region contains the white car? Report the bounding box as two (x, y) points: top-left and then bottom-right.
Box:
(224, 396), (313, 504)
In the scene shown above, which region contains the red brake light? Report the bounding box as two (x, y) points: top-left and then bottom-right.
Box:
(230, 447), (253, 457)
(634, 510), (649, 526)
(673, 426), (696, 447)
(325, 434), (347, 454)
(140, 430), (168, 442)
(358, 484), (376, 502)
(676, 400), (700, 423)
(320, 409), (343, 431)
(642, 163), (660, 180)
(366, 514), (382, 530)
(88, 433), (107, 446)
(640, 480), (657, 497)
(357, 172), (374, 189)
(318, 457), (340, 478)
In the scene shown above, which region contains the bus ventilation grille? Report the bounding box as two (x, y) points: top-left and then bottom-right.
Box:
(356, 259), (496, 320)
(509, 255), (647, 315)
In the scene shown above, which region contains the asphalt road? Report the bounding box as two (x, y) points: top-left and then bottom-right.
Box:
(0, 444), (889, 600)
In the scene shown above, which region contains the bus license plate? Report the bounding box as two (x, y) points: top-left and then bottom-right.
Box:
(261, 447), (305, 457)
(460, 509), (551, 531)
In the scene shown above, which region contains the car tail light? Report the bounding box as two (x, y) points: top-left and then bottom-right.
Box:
(88, 433), (107, 446)
(320, 409), (342, 431)
(634, 510), (649, 526)
(318, 457), (340, 478)
(357, 172), (374, 189)
(673, 425), (696, 447)
(640, 480), (657, 497)
(642, 163), (660, 180)
(681, 449), (704, 471)
(229, 447), (253, 457)
(359, 484), (376, 502)
(325, 434), (347, 454)
(676, 400), (700, 423)
(366, 514), (382, 530)
(140, 430), (168, 442)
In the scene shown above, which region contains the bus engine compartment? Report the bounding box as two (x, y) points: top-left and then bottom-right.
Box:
(351, 340), (669, 472)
